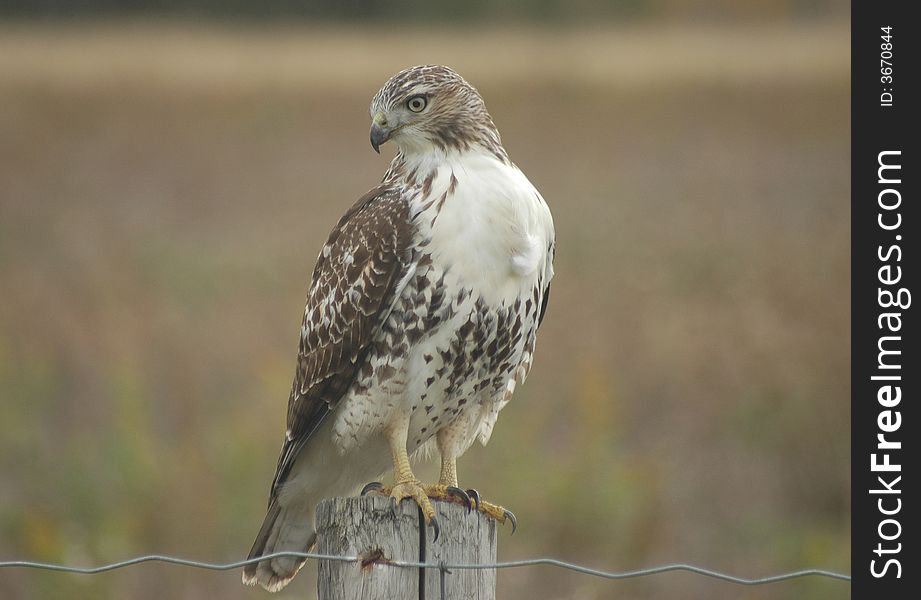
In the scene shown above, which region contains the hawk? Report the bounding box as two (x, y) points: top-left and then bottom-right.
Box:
(243, 65), (555, 592)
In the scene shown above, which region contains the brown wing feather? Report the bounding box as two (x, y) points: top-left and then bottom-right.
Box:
(268, 184), (413, 498)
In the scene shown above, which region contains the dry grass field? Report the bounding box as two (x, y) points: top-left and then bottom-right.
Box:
(0, 21), (849, 600)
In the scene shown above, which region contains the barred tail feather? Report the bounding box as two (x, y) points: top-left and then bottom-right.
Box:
(242, 500), (316, 592)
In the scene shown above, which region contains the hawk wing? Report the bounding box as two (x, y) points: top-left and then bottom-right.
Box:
(268, 184), (413, 500)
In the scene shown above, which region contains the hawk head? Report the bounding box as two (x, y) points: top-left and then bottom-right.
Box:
(369, 65), (502, 157)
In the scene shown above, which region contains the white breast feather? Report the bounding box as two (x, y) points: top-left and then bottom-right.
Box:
(417, 151), (554, 305)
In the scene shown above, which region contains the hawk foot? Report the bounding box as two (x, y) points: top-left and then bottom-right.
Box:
(466, 489), (517, 534)
(422, 484), (473, 513)
(361, 481), (472, 511)
(359, 480), (442, 541)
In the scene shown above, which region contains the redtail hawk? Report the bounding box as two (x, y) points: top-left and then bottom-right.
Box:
(243, 65), (555, 592)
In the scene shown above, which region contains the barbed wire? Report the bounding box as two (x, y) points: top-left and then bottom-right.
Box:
(0, 551), (851, 585)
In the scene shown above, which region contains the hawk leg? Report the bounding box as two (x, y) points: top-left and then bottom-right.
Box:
(363, 424), (443, 540)
(360, 439), (513, 534)
(436, 452), (517, 532)
(418, 454), (473, 512)
(359, 448), (473, 537)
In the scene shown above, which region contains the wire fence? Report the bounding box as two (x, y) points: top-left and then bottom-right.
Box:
(0, 550), (851, 587)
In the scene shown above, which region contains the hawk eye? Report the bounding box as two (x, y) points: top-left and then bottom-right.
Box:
(406, 95), (427, 113)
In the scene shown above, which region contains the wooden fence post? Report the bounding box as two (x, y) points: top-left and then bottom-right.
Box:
(316, 495), (497, 599)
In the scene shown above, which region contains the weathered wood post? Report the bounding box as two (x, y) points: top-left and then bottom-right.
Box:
(316, 495), (497, 599)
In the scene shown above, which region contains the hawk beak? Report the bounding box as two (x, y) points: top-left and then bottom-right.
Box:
(370, 112), (390, 154)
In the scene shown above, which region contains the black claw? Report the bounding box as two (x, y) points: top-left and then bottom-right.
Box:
(446, 486), (472, 513)
(361, 481), (384, 496)
(466, 488), (480, 510)
(430, 516), (440, 542)
(504, 509), (518, 534)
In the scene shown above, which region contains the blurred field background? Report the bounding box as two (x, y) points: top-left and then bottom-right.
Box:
(1, 2), (849, 599)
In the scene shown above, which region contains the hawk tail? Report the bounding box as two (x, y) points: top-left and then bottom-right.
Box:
(242, 500), (316, 592)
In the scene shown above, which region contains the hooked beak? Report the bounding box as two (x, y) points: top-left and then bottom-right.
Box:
(370, 111), (390, 154)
